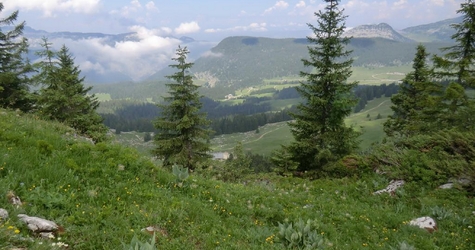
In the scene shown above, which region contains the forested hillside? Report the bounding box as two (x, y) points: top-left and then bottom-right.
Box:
(184, 37), (453, 89)
(2, 1), (475, 249)
(100, 83), (400, 137)
(402, 16), (463, 42)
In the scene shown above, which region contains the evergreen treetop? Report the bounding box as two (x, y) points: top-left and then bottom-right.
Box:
(35, 42), (107, 142)
(433, 0), (475, 87)
(278, 0), (359, 172)
(153, 46), (212, 170)
(384, 45), (443, 137)
(0, 3), (33, 111)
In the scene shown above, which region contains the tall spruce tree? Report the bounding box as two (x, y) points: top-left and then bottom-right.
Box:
(432, 1), (475, 131)
(153, 46), (212, 170)
(433, 0), (475, 87)
(35, 43), (107, 142)
(384, 45), (443, 136)
(278, 0), (358, 172)
(0, 3), (32, 111)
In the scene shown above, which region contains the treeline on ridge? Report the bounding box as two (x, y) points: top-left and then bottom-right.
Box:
(353, 83), (400, 112)
(101, 83), (400, 135)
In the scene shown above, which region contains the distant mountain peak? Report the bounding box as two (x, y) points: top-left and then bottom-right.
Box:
(401, 16), (461, 42)
(344, 23), (413, 43)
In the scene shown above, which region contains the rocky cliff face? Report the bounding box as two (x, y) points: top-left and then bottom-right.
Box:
(344, 23), (413, 43)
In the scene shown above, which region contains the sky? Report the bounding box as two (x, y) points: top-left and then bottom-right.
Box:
(0, 0), (465, 81)
(3, 0), (463, 41)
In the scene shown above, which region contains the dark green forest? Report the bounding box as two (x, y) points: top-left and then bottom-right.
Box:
(101, 83), (400, 135)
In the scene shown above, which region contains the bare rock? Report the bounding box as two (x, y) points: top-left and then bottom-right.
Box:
(117, 164), (125, 171)
(438, 183), (454, 189)
(39, 232), (56, 239)
(373, 180), (405, 195)
(0, 208), (8, 220)
(7, 191), (22, 207)
(18, 214), (58, 232)
(438, 177), (473, 189)
(141, 225), (168, 237)
(409, 216), (437, 233)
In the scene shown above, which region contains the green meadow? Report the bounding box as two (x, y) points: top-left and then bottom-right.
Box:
(109, 96), (392, 157)
(262, 65), (410, 86)
(349, 66), (412, 85)
(1, 108), (474, 250)
(210, 97), (393, 156)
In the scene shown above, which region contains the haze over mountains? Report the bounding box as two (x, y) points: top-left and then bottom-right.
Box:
(21, 26), (215, 83)
(19, 16), (460, 84)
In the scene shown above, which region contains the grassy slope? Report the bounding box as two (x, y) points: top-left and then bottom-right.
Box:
(349, 66), (411, 85)
(1, 109), (474, 249)
(209, 97), (393, 155)
(111, 97), (392, 156)
(348, 97), (393, 150)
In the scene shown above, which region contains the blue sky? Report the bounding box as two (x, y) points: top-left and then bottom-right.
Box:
(3, 0), (464, 41)
(0, 0), (465, 81)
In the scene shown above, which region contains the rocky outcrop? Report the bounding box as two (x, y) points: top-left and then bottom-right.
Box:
(0, 208), (8, 220)
(7, 191), (22, 207)
(344, 23), (413, 42)
(373, 180), (405, 195)
(409, 216), (438, 233)
(18, 214), (59, 233)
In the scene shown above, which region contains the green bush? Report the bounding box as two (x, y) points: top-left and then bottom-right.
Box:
(172, 164), (189, 186)
(123, 234), (156, 250)
(322, 154), (372, 178)
(276, 219), (327, 249)
(367, 130), (475, 189)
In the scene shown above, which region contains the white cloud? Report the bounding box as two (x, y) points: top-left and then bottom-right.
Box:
(205, 22), (268, 33)
(131, 0), (141, 8)
(204, 28), (220, 33)
(343, 0), (370, 10)
(129, 25), (171, 38)
(109, 0), (160, 20)
(145, 1), (159, 11)
(429, 0), (446, 7)
(3, 0), (100, 16)
(393, 0), (408, 9)
(296, 1), (306, 8)
(82, 61), (106, 74)
(110, 0), (143, 18)
(174, 21), (200, 35)
(264, 1), (289, 14)
(44, 26), (182, 80)
(247, 23), (267, 31)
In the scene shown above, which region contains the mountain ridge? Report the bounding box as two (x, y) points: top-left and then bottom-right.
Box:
(344, 23), (414, 43)
(401, 16), (462, 42)
(13, 16), (460, 84)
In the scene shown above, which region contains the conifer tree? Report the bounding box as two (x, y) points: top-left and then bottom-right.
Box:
(153, 46), (212, 170)
(222, 142), (252, 181)
(432, 1), (475, 131)
(439, 82), (473, 130)
(278, 0), (358, 172)
(35, 43), (107, 142)
(33, 37), (56, 87)
(0, 3), (33, 111)
(433, 0), (475, 88)
(384, 45), (442, 136)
